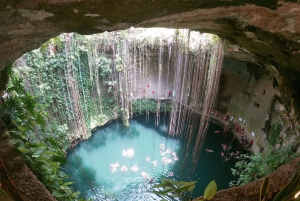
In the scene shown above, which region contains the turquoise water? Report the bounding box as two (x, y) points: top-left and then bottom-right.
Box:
(63, 114), (239, 200)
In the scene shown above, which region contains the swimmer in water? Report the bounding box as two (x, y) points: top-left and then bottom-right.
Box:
(146, 157), (150, 163)
(206, 148), (214, 153)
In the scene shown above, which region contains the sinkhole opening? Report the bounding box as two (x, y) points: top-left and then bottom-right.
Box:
(6, 27), (248, 200)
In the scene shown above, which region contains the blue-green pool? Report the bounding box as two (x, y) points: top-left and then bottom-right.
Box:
(63, 114), (239, 200)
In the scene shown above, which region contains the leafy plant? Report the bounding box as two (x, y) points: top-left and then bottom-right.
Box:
(0, 184), (13, 200)
(230, 153), (262, 187)
(200, 180), (217, 201)
(286, 128), (296, 138)
(259, 177), (270, 201)
(268, 123), (282, 146)
(132, 98), (171, 114)
(230, 145), (299, 187)
(149, 178), (217, 201)
(0, 67), (85, 200)
(149, 178), (197, 201)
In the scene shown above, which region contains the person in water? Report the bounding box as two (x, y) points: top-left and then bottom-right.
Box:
(205, 122), (209, 128)
(206, 148), (214, 153)
(224, 113), (229, 121)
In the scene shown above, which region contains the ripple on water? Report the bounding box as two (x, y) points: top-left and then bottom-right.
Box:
(64, 115), (238, 200)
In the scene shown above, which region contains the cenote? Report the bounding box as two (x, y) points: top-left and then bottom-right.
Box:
(12, 29), (238, 200)
(63, 113), (239, 200)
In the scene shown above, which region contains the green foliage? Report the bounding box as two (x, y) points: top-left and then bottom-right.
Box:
(97, 56), (112, 77)
(101, 93), (118, 116)
(0, 186), (12, 198)
(230, 146), (299, 187)
(40, 36), (62, 53)
(17, 33), (121, 139)
(268, 123), (282, 146)
(259, 177), (270, 201)
(115, 54), (124, 72)
(132, 98), (157, 114)
(202, 180), (217, 200)
(0, 70), (84, 200)
(149, 178), (197, 201)
(44, 135), (67, 165)
(132, 98), (171, 114)
(0, 72), (45, 129)
(149, 178), (217, 201)
(0, 62), (13, 93)
(286, 128), (296, 138)
(160, 101), (172, 113)
(229, 153), (262, 187)
(16, 139), (76, 199)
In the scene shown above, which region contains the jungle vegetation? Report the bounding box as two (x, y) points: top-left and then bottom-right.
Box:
(3, 28), (223, 199)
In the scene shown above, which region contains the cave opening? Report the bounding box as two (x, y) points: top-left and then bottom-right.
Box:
(2, 1), (300, 200)
(2, 25), (298, 201)
(3, 28), (246, 200)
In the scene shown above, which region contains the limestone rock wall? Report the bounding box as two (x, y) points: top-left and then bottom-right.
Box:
(228, 79), (277, 154)
(216, 58), (300, 155)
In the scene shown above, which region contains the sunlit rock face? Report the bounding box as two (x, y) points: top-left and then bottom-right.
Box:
(1, 1), (300, 114)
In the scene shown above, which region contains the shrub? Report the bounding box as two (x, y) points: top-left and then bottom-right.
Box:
(132, 98), (171, 114)
(268, 123), (282, 146)
(230, 145), (299, 187)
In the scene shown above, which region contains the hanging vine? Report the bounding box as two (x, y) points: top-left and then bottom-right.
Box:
(14, 28), (223, 178)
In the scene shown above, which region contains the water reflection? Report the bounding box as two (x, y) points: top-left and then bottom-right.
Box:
(64, 117), (181, 200)
(64, 114), (237, 200)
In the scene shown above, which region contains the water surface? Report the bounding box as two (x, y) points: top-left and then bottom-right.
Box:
(64, 114), (239, 200)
